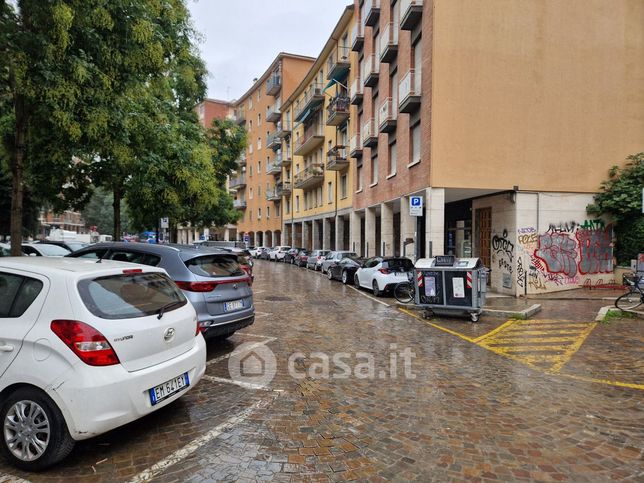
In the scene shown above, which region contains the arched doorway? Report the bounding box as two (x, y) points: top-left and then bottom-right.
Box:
(265, 230), (273, 247)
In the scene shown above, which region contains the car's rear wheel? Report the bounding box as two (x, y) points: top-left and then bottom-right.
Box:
(372, 280), (381, 297)
(354, 274), (360, 287)
(0, 387), (75, 471)
(341, 270), (349, 284)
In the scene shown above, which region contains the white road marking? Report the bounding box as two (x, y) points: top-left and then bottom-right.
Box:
(238, 332), (274, 339)
(128, 399), (269, 483)
(252, 311), (272, 319)
(206, 338), (275, 366)
(202, 375), (274, 391)
(348, 285), (391, 307)
(0, 475), (31, 483)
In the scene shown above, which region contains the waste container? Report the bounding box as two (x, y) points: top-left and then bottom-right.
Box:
(414, 255), (487, 322)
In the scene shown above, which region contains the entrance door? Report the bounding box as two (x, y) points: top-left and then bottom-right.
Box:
(476, 208), (492, 271)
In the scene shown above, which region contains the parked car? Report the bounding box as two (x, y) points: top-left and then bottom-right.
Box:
(216, 247), (254, 278)
(283, 247), (303, 264)
(354, 257), (414, 296)
(67, 243), (254, 338)
(258, 248), (272, 260)
(37, 240), (88, 252)
(21, 243), (71, 257)
(0, 243), (14, 257)
(326, 256), (366, 284)
(320, 251), (358, 274)
(306, 250), (330, 270)
(0, 257), (206, 470)
(249, 246), (266, 258)
(294, 249), (310, 267)
(273, 246), (291, 262)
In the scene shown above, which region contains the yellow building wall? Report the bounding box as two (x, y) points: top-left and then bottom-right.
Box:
(430, 0), (644, 192)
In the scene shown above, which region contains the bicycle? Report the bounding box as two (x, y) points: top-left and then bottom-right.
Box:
(615, 274), (643, 311)
(393, 273), (416, 304)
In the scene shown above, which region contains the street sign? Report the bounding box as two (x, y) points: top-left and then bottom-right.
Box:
(243, 234), (250, 243)
(410, 196), (423, 217)
(160, 217), (169, 229)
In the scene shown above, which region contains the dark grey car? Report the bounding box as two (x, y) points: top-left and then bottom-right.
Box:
(67, 242), (254, 339)
(320, 251), (358, 274)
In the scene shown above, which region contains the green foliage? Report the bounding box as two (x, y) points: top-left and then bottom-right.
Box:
(206, 118), (247, 183)
(587, 153), (644, 265)
(0, 165), (40, 237)
(81, 188), (131, 236)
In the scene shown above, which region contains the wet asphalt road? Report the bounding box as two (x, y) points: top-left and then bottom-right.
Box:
(1, 259), (642, 482)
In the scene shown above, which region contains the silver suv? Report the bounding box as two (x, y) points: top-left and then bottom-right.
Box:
(68, 243), (254, 339)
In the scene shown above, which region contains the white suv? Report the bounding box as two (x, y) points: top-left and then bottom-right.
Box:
(274, 246), (292, 262)
(0, 257), (206, 470)
(355, 257), (414, 297)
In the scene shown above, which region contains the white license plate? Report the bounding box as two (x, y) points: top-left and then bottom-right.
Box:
(224, 299), (244, 312)
(149, 373), (189, 406)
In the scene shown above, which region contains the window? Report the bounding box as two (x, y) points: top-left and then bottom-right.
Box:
(267, 206), (270, 219)
(340, 174), (348, 198)
(413, 37), (422, 78)
(390, 69), (399, 107)
(327, 182), (333, 203)
(411, 122), (421, 165)
(296, 195), (300, 212)
(258, 208), (262, 219)
(357, 165), (364, 191)
(0, 272), (43, 318)
(258, 113), (262, 126)
(258, 161), (261, 173)
(249, 143), (253, 154)
(317, 187), (323, 206)
(388, 142), (397, 176)
(286, 198), (291, 214)
(249, 120), (253, 130)
(258, 185), (261, 196)
(249, 166), (253, 177)
(257, 137), (261, 150)
(186, 255), (244, 278)
(257, 89), (261, 102)
(371, 155), (378, 185)
(248, 98), (253, 109)
(108, 251), (160, 266)
(250, 188), (253, 199)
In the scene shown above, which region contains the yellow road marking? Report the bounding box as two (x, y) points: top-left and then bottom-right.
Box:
(548, 322), (597, 373)
(472, 319), (518, 343)
(487, 337), (581, 345)
(398, 308), (475, 343)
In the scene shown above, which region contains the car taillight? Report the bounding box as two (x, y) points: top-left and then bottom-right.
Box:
(378, 268), (391, 274)
(51, 320), (119, 366)
(241, 264), (252, 276)
(175, 281), (218, 292)
(195, 317), (203, 336)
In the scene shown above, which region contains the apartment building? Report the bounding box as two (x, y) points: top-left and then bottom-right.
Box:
(279, 6), (356, 250)
(231, 53), (315, 247)
(348, 0), (644, 295)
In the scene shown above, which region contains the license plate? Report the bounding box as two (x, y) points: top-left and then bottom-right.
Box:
(224, 299), (244, 312)
(149, 372), (189, 406)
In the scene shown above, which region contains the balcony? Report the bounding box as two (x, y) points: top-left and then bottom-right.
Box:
(363, 0), (381, 27)
(237, 153), (247, 167)
(233, 109), (245, 126)
(266, 102), (281, 123)
(378, 98), (397, 133)
(379, 22), (399, 63)
(351, 23), (364, 52)
(327, 46), (351, 82)
(350, 78), (363, 105)
(276, 148), (292, 167)
(398, 69), (422, 113)
(266, 69), (282, 96)
(279, 181), (292, 195)
(233, 199), (247, 209)
(266, 189), (281, 202)
(229, 175), (247, 190)
(362, 119), (378, 148)
(266, 161), (282, 176)
(363, 54), (379, 88)
(294, 163), (325, 190)
(326, 145), (349, 171)
(276, 120), (291, 138)
(326, 95), (350, 126)
(294, 123), (325, 156)
(400, 0), (423, 30)
(294, 83), (325, 122)
(349, 134), (363, 158)
(267, 131), (282, 151)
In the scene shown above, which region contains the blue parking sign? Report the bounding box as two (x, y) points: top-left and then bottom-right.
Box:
(410, 196), (423, 216)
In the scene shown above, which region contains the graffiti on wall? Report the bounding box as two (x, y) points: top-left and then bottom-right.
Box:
(492, 229), (514, 289)
(516, 220), (612, 293)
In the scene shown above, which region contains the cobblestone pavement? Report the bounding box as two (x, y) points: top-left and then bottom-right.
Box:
(1, 260), (642, 482)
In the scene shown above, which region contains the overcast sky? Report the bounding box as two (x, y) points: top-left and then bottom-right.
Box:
(187, 0), (350, 101)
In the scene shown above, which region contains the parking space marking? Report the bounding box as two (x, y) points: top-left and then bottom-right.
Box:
(128, 398), (270, 483)
(239, 332), (274, 339)
(202, 374), (272, 391)
(0, 474), (31, 483)
(207, 338), (276, 366)
(348, 285), (391, 307)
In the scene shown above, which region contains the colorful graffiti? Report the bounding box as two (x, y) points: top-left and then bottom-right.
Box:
(534, 233), (578, 278)
(577, 228), (612, 274)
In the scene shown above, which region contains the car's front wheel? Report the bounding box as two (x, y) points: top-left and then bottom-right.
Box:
(341, 270), (349, 284)
(354, 273), (360, 287)
(327, 269), (334, 280)
(0, 387), (75, 471)
(372, 280), (381, 297)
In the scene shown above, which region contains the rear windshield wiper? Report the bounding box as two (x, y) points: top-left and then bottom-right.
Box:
(157, 301), (183, 320)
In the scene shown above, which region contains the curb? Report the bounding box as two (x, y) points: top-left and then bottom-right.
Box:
(595, 305), (644, 321)
(394, 303), (542, 320)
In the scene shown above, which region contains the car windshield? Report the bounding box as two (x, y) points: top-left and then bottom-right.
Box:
(385, 259), (414, 271)
(66, 242), (88, 251)
(78, 272), (186, 320)
(33, 244), (71, 256)
(186, 254), (245, 278)
(0, 245), (11, 257)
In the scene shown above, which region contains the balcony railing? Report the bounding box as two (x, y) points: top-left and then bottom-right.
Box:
(327, 46), (351, 81)
(276, 120), (291, 137)
(237, 153), (247, 167)
(362, 118), (378, 148)
(294, 83), (325, 122)
(363, 54), (380, 88)
(400, 0), (423, 30)
(350, 78), (363, 105)
(229, 175), (247, 189)
(266, 67), (282, 96)
(379, 22), (399, 63)
(266, 189), (281, 202)
(267, 131), (282, 150)
(326, 95), (350, 126)
(277, 147), (292, 166)
(326, 145), (349, 171)
(378, 98), (397, 133)
(294, 163), (325, 190)
(294, 123), (325, 156)
(266, 161), (282, 176)
(266, 102), (281, 123)
(349, 134), (363, 158)
(233, 109), (245, 126)
(279, 181), (292, 195)
(363, 0), (381, 27)
(398, 69), (422, 113)
(233, 199), (247, 209)
(351, 23), (364, 52)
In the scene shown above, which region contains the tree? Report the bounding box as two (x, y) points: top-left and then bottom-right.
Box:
(81, 187), (131, 237)
(587, 153), (644, 265)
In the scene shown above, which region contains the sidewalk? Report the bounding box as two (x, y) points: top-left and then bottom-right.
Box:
(526, 287), (624, 301)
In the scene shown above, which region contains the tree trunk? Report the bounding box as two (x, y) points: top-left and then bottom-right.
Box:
(10, 94), (26, 256)
(113, 184), (122, 241)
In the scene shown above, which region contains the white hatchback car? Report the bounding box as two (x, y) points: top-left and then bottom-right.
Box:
(354, 257), (414, 297)
(0, 257), (206, 471)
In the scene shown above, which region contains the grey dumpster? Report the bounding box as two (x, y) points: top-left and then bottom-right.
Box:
(413, 256), (487, 322)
